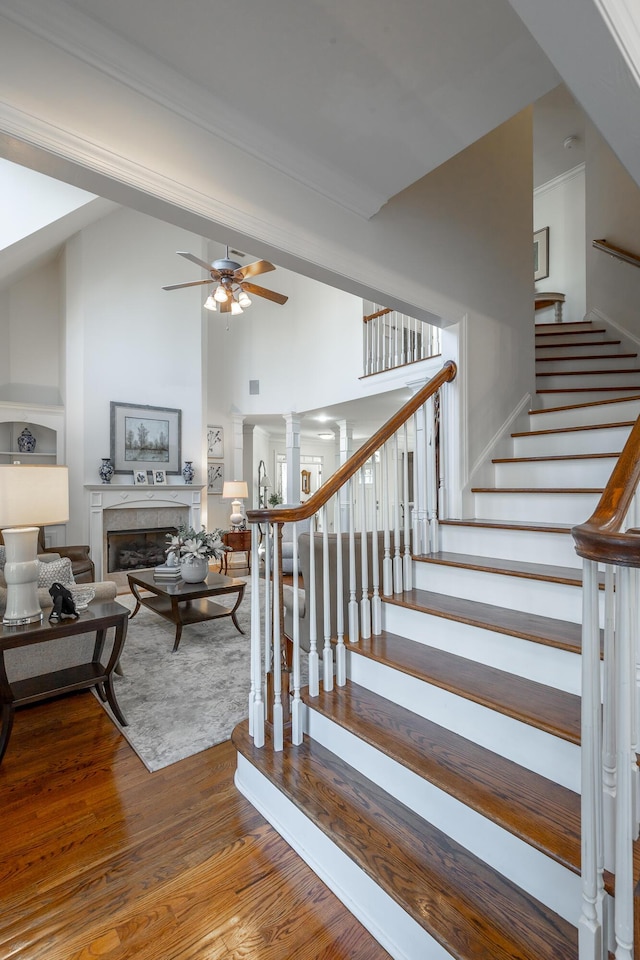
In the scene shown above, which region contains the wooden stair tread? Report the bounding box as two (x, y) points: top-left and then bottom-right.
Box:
(537, 367), (640, 377)
(354, 625), (582, 743)
(537, 386), (640, 393)
(512, 420), (635, 438)
(535, 327), (606, 338)
(529, 394), (640, 415)
(440, 517), (573, 534)
(309, 680), (581, 875)
(471, 486), (602, 494)
(536, 352), (637, 362)
(416, 550), (599, 589)
(536, 340), (621, 350)
(535, 321), (594, 330)
(233, 721), (578, 960)
(493, 452), (619, 463)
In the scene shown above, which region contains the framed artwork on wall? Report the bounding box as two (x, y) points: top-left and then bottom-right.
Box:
(111, 402), (181, 474)
(207, 425), (224, 459)
(207, 461), (224, 494)
(534, 227), (549, 282)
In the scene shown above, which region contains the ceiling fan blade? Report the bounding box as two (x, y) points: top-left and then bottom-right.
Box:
(236, 259), (276, 280)
(162, 279), (213, 291)
(177, 251), (212, 272)
(242, 281), (288, 305)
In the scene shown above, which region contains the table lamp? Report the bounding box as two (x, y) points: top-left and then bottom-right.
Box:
(222, 480), (248, 529)
(0, 464), (70, 625)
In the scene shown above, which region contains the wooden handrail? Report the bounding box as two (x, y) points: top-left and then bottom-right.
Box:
(362, 307), (392, 324)
(572, 414), (640, 564)
(592, 239), (640, 270)
(247, 360), (457, 526)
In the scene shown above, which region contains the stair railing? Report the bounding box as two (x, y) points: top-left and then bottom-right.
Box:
(592, 239), (640, 271)
(572, 415), (640, 960)
(362, 304), (441, 376)
(246, 360), (457, 752)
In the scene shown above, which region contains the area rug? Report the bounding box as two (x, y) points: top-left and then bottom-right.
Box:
(97, 578), (258, 772)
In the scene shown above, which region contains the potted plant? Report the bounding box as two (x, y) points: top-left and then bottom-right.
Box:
(268, 492), (283, 508)
(165, 525), (228, 582)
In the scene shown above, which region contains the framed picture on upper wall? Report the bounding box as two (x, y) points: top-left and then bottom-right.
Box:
(111, 402), (181, 474)
(534, 227), (549, 282)
(207, 425), (224, 459)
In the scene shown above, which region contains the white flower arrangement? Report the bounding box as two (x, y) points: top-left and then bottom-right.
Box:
(166, 525), (228, 562)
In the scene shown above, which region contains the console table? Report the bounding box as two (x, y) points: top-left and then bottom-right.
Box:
(0, 601), (129, 763)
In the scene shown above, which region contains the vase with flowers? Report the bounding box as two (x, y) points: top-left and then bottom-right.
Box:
(166, 525), (228, 582)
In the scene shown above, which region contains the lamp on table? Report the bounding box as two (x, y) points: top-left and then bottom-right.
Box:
(222, 480), (248, 529)
(0, 465), (69, 625)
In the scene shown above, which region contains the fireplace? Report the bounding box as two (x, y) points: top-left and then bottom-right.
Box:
(107, 526), (178, 572)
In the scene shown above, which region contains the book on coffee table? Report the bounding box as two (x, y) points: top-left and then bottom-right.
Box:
(153, 563), (182, 580)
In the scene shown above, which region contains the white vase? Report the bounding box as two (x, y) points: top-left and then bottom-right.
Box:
(180, 556), (209, 582)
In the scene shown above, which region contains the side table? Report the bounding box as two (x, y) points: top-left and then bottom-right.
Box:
(222, 530), (252, 573)
(0, 600), (129, 763)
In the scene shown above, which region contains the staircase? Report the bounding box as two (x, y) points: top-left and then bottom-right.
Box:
(234, 319), (640, 960)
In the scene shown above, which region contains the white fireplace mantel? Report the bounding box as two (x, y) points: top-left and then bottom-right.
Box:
(86, 484), (205, 580)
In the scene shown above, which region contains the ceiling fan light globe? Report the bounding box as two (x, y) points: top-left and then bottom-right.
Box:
(214, 284), (229, 303)
(203, 294), (217, 311)
(238, 291), (252, 308)
(230, 300), (244, 316)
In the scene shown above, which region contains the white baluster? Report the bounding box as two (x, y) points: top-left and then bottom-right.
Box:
(249, 525), (264, 747)
(579, 558), (604, 960)
(426, 394), (438, 553)
(411, 414), (420, 551)
(402, 422), (412, 591)
(613, 565), (634, 960)
(413, 400), (429, 556)
(291, 527), (302, 745)
(322, 505), (334, 690)
(382, 442), (393, 596)
(263, 523), (272, 715)
(335, 497), (346, 684)
(602, 564), (616, 872)
(393, 433), (403, 593)
(307, 520), (319, 697)
(348, 477), (359, 642)
(371, 458), (382, 636)
(359, 467), (371, 639)
(272, 526), (283, 752)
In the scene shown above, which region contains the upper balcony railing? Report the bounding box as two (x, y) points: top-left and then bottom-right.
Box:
(362, 304), (441, 376)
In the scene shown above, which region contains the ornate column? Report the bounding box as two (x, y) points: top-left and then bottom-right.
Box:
(283, 413), (301, 504)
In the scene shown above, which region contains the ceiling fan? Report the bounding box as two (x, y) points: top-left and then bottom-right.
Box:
(162, 247), (288, 314)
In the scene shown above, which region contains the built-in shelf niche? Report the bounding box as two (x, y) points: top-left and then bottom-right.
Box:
(0, 403), (64, 464)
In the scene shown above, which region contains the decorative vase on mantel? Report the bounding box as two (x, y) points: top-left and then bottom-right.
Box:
(98, 457), (114, 484)
(17, 427), (36, 454)
(179, 556), (209, 582)
(182, 461), (194, 485)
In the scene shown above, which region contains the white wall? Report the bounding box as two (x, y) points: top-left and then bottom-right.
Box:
(534, 165), (586, 323)
(585, 123), (640, 341)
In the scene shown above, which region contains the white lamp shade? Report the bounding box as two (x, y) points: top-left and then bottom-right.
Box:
(222, 481), (248, 500)
(0, 464), (69, 527)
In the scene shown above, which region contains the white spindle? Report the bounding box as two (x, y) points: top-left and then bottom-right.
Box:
(335, 498), (346, 684)
(359, 467), (371, 639)
(371, 459), (382, 636)
(614, 564), (634, 960)
(291, 527), (302, 745)
(249, 525), (264, 747)
(411, 414), (420, 552)
(307, 521), (319, 697)
(348, 477), (359, 642)
(602, 564), (616, 872)
(322, 505), (334, 690)
(579, 558), (605, 960)
(392, 433), (403, 593)
(263, 523), (272, 705)
(382, 442), (393, 596)
(272, 526), (283, 752)
(426, 394), (438, 553)
(402, 422), (412, 591)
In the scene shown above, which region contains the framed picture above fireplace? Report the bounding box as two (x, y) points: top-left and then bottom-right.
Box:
(111, 402), (182, 475)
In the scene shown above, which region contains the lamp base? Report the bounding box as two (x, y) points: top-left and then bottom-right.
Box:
(229, 499), (244, 529)
(1, 526), (42, 626)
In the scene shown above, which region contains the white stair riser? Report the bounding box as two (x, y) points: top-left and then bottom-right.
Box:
(439, 524), (578, 567)
(381, 601), (585, 693)
(536, 342), (625, 358)
(537, 372), (640, 390)
(494, 457), (616, 487)
(235, 755), (438, 960)
(411, 561), (594, 624)
(346, 650), (581, 791)
(536, 389), (640, 408)
(527, 397), (640, 430)
(306, 707), (580, 925)
(512, 424), (631, 457)
(535, 322), (600, 332)
(536, 355), (639, 373)
(535, 331), (612, 346)
(472, 490), (600, 524)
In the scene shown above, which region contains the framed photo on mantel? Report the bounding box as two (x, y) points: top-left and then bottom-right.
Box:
(111, 401), (181, 475)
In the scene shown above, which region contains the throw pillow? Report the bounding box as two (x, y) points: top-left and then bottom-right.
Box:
(0, 545), (4, 572)
(37, 556), (76, 588)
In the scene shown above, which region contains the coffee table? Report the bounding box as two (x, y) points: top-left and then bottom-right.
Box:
(127, 568), (246, 652)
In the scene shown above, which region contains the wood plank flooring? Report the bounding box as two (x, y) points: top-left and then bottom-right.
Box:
(0, 691), (389, 960)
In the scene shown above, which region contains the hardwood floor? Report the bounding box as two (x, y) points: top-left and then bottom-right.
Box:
(0, 691), (389, 960)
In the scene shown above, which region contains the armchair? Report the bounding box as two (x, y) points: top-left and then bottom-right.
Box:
(37, 528), (95, 583)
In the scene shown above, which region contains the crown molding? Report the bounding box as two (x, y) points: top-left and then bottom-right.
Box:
(0, 0), (384, 218)
(534, 162), (585, 198)
(593, 0), (640, 87)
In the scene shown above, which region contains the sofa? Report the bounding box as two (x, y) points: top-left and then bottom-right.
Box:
(283, 530), (402, 654)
